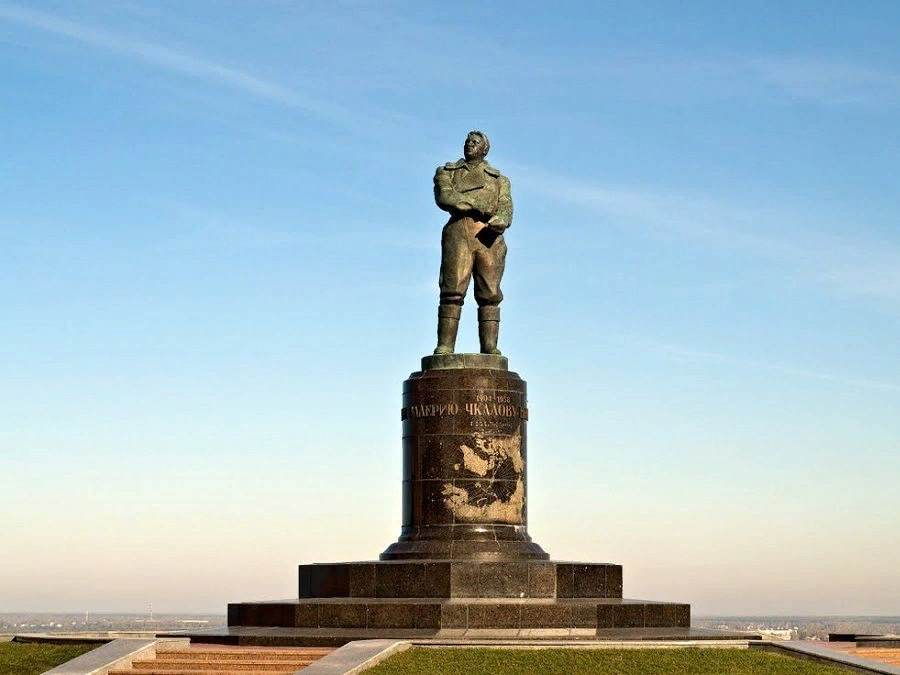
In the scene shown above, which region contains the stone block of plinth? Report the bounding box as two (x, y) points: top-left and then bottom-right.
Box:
(228, 598), (690, 632)
(596, 601), (690, 629)
(298, 560), (623, 599)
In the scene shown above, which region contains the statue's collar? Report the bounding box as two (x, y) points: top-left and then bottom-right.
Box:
(446, 158), (499, 176)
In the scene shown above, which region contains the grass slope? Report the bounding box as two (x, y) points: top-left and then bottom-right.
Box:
(366, 647), (849, 674)
(0, 642), (99, 675)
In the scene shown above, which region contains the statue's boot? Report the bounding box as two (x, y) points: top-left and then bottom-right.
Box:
(478, 306), (501, 355)
(434, 304), (461, 355)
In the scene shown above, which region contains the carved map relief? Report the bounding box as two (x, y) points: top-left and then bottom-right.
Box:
(441, 430), (525, 524)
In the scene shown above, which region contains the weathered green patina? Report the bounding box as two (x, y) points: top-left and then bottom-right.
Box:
(433, 131), (513, 356)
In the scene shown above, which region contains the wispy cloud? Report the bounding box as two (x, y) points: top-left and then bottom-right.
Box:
(0, 3), (359, 126)
(573, 50), (900, 109)
(654, 342), (900, 393)
(514, 165), (790, 255)
(514, 166), (900, 300)
(750, 56), (900, 107)
(164, 203), (434, 253)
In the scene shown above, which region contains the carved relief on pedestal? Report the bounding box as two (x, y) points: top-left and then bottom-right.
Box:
(442, 430), (524, 524)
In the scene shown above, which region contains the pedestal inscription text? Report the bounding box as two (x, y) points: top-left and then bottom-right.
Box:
(403, 394), (528, 421)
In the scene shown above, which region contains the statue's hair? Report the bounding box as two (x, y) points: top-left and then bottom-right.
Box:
(467, 130), (490, 156)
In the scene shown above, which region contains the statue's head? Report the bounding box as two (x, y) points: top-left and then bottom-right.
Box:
(463, 131), (489, 161)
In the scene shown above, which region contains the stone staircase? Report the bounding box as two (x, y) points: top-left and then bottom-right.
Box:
(825, 643), (900, 668)
(109, 643), (334, 675)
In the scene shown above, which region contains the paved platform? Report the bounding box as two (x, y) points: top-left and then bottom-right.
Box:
(754, 640), (900, 674)
(173, 624), (757, 648)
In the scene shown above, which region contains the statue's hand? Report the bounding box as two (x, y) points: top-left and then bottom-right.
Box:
(457, 202), (490, 222)
(487, 215), (507, 233)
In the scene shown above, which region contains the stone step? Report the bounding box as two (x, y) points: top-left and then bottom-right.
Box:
(133, 659), (317, 670)
(229, 597), (690, 631)
(156, 648), (330, 661)
(855, 648), (900, 666)
(107, 644), (333, 675)
(296, 560), (623, 600)
(110, 670), (299, 675)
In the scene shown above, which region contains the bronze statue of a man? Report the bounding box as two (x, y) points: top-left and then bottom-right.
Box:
(433, 131), (513, 355)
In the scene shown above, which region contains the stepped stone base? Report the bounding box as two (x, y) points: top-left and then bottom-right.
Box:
(298, 560), (622, 599)
(220, 559), (689, 644)
(228, 597), (689, 633)
(195, 362), (707, 648)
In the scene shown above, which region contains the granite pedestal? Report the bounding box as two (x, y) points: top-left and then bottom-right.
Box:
(209, 356), (693, 646)
(382, 362), (545, 561)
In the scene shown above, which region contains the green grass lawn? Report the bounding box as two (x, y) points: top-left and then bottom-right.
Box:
(366, 647), (850, 674)
(0, 642), (100, 675)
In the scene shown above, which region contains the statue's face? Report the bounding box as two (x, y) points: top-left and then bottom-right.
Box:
(463, 134), (486, 161)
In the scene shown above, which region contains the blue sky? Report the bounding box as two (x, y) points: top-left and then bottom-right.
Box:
(2, 0), (898, 616)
